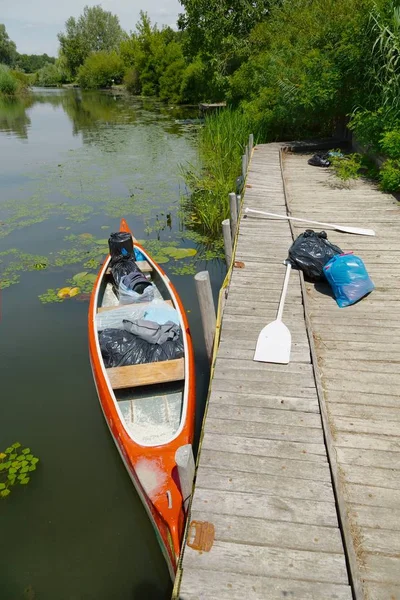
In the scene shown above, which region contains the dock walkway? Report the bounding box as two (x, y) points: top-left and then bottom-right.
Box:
(176, 143), (400, 600)
(176, 144), (352, 600)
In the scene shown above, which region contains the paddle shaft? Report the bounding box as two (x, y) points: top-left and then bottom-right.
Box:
(245, 208), (375, 236)
(277, 263), (291, 322)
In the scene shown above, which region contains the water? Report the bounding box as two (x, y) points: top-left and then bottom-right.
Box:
(0, 89), (225, 600)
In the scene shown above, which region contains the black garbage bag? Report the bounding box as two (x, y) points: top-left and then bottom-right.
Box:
(110, 255), (151, 295)
(108, 231), (134, 260)
(288, 230), (343, 281)
(308, 153), (330, 167)
(99, 328), (184, 368)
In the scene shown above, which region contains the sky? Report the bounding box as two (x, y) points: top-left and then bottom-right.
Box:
(0, 0), (182, 56)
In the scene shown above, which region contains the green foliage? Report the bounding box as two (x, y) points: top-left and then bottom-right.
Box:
(183, 108), (257, 239)
(0, 24), (17, 66)
(0, 443), (39, 498)
(330, 153), (363, 182)
(124, 68), (140, 94)
(379, 159), (400, 191)
(16, 53), (56, 73)
(0, 64), (17, 95)
(121, 12), (186, 101)
(58, 5), (126, 76)
(35, 63), (62, 87)
(369, 1), (400, 114)
(78, 51), (125, 89)
(178, 0), (270, 93)
(380, 129), (400, 159)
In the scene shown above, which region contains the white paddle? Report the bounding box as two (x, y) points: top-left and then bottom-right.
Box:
(254, 262), (292, 364)
(245, 207), (375, 237)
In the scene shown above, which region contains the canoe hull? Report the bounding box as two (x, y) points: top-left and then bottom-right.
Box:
(88, 220), (196, 578)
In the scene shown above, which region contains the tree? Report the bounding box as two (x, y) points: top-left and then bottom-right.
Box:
(16, 53), (56, 73)
(0, 24), (17, 66)
(178, 1), (271, 61)
(77, 51), (125, 89)
(58, 5), (126, 76)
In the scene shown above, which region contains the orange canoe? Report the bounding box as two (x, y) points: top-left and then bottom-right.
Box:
(88, 218), (196, 578)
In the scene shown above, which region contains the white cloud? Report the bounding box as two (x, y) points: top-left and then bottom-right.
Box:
(0, 0), (182, 55)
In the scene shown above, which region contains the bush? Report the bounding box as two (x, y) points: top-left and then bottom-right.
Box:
(380, 129), (400, 160)
(77, 51), (125, 89)
(379, 159), (400, 193)
(0, 64), (18, 95)
(330, 153), (363, 182)
(124, 67), (140, 94)
(35, 63), (62, 87)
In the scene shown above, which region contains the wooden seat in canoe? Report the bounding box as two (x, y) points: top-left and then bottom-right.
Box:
(107, 358), (184, 390)
(97, 299), (173, 314)
(105, 260), (152, 276)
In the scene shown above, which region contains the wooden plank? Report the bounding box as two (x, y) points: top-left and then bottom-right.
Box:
(348, 503), (400, 530)
(191, 510), (344, 553)
(182, 540), (349, 584)
(179, 569), (353, 600)
(341, 463), (400, 490)
(98, 298), (173, 313)
(191, 487), (338, 527)
(195, 465), (334, 502)
(107, 357), (184, 389)
(361, 553), (400, 584)
(199, 448), (331, 481)
(201, 432), (328, 462)
(218, 339), (311, 363)
(337, 446), (400, 468)
(205, 417), (324, 444)
(207, 403), (322, 429)
(365, 583), (400, 600)
(345, 483), (400, 508)
(329, 403), (400, 422)
(211, 377), (318, 399)
(335, 431), (400, 452)
(362, 526), (400, 555)
(208, 389), (320, 413)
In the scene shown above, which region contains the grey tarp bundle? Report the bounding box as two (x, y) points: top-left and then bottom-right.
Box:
(122, 319), (180, 345)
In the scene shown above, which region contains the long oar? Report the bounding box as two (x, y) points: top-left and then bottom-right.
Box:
(254, 262), (292, 364)
(245, 207), (375, 236)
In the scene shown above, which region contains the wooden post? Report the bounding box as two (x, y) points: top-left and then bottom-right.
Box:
(242, 154), (247, 179)
(175, 444), (195, 513)
(236, 194), (241, 218)
(222, 219), (232, 268)
(249, 133), (254, 154)
(229, 192), (238, 241)
(195, 271), (216, 361)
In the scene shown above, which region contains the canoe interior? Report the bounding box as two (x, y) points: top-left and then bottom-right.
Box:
(96, 261), (185, 447)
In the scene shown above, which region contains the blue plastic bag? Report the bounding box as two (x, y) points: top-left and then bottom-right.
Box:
(323, 254), (374, 308)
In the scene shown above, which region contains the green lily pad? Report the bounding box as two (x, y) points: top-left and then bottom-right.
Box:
(72, 272), (89, 282)
(166, 247), (197, 259)
(153, 254), (170, 264)
(95, 239), (109, 245)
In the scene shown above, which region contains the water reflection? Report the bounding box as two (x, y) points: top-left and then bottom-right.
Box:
(0, 96), (34, 139)
(0, 89), (198, 143)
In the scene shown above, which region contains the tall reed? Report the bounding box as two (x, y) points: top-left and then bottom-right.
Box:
(183, 108), (261, 239)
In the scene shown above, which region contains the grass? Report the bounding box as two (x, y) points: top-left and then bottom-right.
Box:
(182, 108), (263, 240)
(0, 65), (18, 96)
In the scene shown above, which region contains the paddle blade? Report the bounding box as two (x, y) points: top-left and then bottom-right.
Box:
(336, 225), (375, 236)
(254, 320), (292, 364)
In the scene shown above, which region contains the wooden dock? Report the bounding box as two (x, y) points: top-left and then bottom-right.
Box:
(174, 143), (400, 600)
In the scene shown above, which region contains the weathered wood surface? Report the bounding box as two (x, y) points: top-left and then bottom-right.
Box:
(282, 152), (400, 600)
(177, 144), (351, 600)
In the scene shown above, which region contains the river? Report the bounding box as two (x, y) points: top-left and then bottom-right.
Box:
(0, 88), (224, 600)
